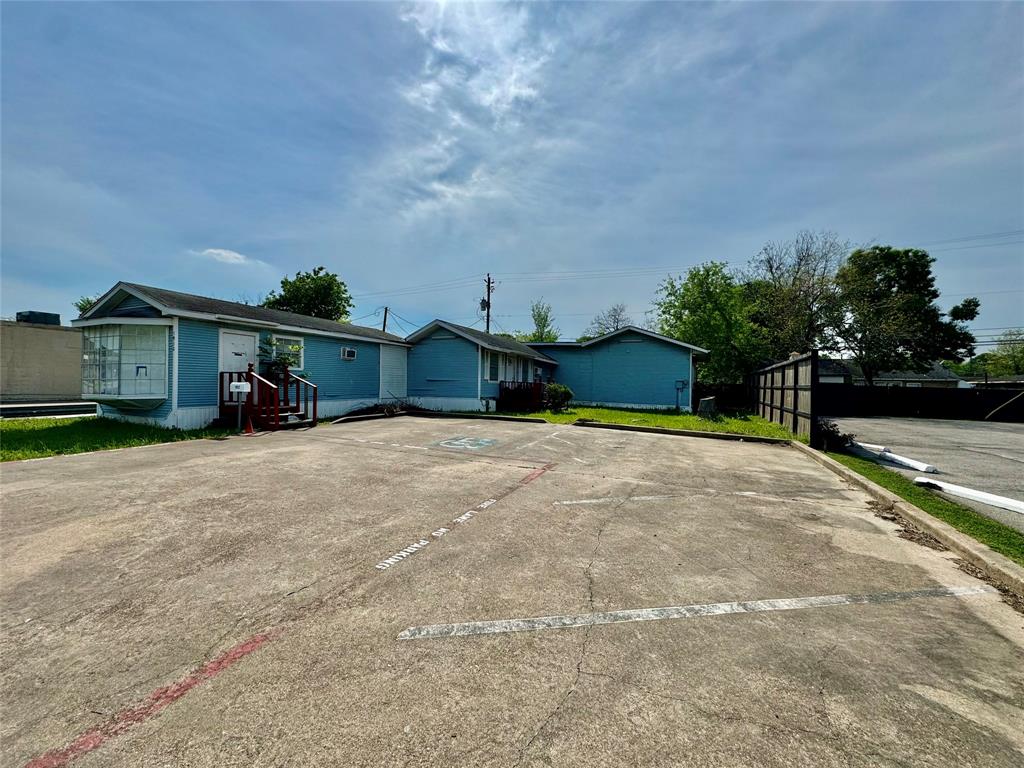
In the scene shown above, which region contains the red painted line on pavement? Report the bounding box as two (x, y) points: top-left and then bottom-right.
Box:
(519, 463), (556, 486)
(24, 630), (280, 768)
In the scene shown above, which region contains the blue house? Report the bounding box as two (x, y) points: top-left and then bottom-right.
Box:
(405, 320), (558, 412)
(528, 327), (707, 411)
(71, 282), (409, 429)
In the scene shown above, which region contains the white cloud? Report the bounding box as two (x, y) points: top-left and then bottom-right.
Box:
(192, 247), (259, 265)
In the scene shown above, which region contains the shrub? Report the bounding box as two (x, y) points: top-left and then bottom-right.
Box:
(818, 418), (855, 451)
(545, 383), (574, 412)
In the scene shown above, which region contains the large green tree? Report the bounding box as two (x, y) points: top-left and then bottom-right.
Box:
(744, 230), (846, 359)
(262, 266), (352, 321)
(824, 246), (979, 385)
(516, 299), (560, 342)
(655, 262), (767, 384)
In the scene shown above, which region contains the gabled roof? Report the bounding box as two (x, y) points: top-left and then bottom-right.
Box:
(74, 282), (408, 345)
(405, 320), (558, 364)
(527, 326), (709, 355)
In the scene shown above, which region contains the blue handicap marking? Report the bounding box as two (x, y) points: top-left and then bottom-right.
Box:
(437, 436), (497, 450)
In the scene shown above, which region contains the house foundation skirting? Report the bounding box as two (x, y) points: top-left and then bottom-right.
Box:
(409, 396), (487, 413)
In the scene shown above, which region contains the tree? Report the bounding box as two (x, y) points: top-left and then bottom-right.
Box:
(655, 262), (767, 384)
(262, 266), (352, 321)
(824, 246), (979, 385)
(581, 303), (631, 341)
(744, 230), (847, 359)
(73, 294), (102, 316)
(515, 299), (560, 342)
(947, 329), (1024, 378)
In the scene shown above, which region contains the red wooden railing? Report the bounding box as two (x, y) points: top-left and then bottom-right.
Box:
(498, 380), (545, 412)
(281, 368), (318, 425)
(218, 364), (317, 430)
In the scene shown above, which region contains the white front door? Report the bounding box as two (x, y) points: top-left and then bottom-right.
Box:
(219, 330), (258, 372)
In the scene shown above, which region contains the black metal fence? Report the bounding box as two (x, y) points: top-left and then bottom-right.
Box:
(753, 351), (821, 447)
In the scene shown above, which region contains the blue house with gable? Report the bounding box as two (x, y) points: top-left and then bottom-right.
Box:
(528, 327), (707, 412)
(404, 320), (558, 412)
(71, 282), (709, 428)
(72, 282), (409, 429)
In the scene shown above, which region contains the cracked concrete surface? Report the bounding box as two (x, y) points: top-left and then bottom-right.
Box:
(2, 417), (1022, 767)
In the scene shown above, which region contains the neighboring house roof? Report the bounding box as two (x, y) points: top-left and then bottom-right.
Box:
(527, 326), (709, 355)
(847, 360), (964, 382)
(818, 358), (852, 378)
(75, 282), (408, 345)
(405, 320), (558, 364)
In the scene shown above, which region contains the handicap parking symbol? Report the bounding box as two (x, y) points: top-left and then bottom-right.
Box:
(437, 436), (497, 450)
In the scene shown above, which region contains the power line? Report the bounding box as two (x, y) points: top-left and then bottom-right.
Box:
(918, 229), (1024, 247)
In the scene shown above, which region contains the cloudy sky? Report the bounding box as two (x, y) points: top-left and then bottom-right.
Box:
(2, 1), (1022, 343)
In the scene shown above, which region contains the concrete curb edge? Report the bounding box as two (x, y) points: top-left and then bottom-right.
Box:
(573, 420), (791, 445)
(790, 440), (1024, 597)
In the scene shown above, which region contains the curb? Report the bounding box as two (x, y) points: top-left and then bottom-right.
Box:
(790, 441), (1024, 597)
(407, 412), (549, 424)
(572, 420), (791, 445)
(330, 412), (406, 425)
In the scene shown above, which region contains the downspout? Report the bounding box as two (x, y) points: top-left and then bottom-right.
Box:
(477, 344), (483, 411)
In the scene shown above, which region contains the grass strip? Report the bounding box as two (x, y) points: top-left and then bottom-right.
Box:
(1, 417), (232, 461)
(828, 450), (1024, 568)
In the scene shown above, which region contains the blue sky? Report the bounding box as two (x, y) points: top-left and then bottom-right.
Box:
(2, 1), (1022, 344)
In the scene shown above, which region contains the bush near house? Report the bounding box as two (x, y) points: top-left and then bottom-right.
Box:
(544, 383), (574, 412)
(0, 417), (232, 461)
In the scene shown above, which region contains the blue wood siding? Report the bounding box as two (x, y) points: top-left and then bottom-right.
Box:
(177, 319), (220, 407)
(301, 335), (381, 400)
(93, 292), (162, 318)
(536, 332), (691, 407)
(538, 347), (593, 401)
(408, 331), (479, 398)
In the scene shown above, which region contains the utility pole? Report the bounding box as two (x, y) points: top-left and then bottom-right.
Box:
(481, 274), (496, 333)
(382, 307), (389, 333)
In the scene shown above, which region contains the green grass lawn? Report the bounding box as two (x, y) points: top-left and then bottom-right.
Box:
(507, 406), (799, 441)
(828, 451), (1024, 568)
(0, 417), (232, 461)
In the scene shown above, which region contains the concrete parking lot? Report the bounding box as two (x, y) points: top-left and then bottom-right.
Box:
(2, 417), (1022, 767)
(835, 417), (1024, 533)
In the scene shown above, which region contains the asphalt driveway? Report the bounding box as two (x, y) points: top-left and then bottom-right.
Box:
(2, 417), (1022, 767)
(835, 417), (1024, 533)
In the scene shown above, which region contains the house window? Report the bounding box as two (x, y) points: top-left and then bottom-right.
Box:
(487, 351), (499, 381)
(272, 334), (304, 368)
(341, 346), (357, 361)
(82, 325), (167, 397)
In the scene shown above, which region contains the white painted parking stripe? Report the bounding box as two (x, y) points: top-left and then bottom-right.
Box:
(397, 586), (996, 640)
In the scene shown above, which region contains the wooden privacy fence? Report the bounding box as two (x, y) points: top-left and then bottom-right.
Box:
(753, 351), (821, 447)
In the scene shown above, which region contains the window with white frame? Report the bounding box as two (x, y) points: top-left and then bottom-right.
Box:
(487, 350), (499, 381)
(272, 334), (304, 368)
(82, 325), (168, 397)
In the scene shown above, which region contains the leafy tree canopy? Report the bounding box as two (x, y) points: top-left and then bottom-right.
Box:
(945, 329), (1024, 378)
(515, 299), (560, 343)
(744, 230), (847, 359)
(262, 266), (352, 321)
(824, 246), (979, 385)
(73, 295), (102, 316)
(655, 262), (767, 384)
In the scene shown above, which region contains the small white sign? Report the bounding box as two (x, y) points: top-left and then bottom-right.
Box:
(229, 381), (252, 394)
